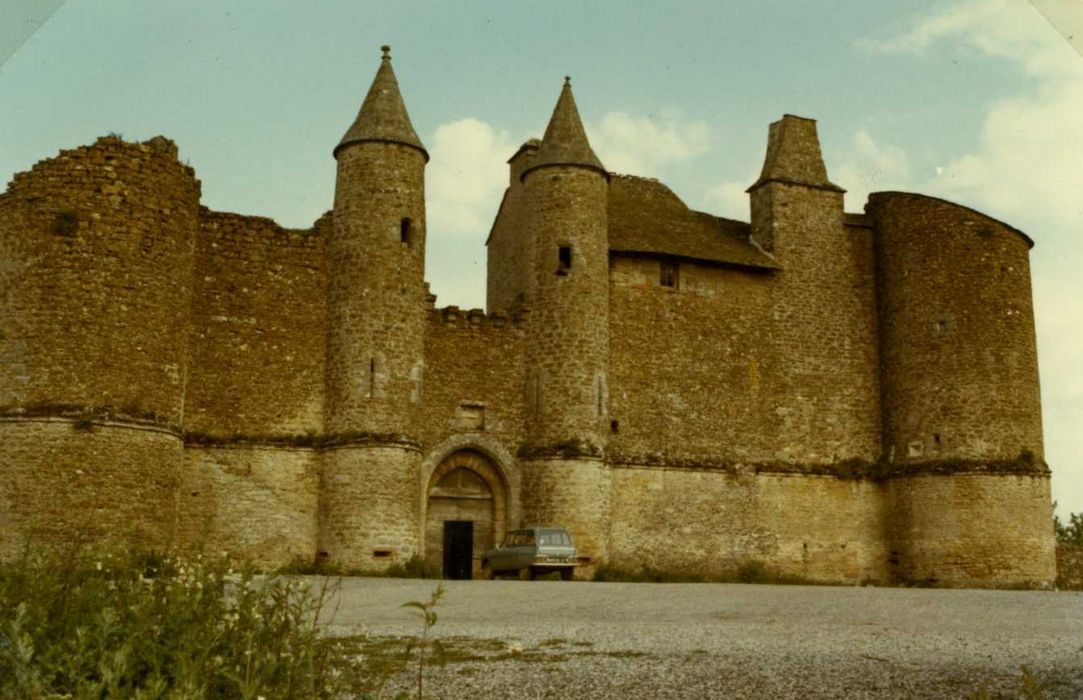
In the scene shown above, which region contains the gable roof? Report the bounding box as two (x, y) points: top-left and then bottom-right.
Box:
(607, 174), (778, 269)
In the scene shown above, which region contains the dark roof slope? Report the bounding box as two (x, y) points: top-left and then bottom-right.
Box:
(522, 78), (606, 179)
(335, 46), (427, 160)
(607, 174), (778, 269)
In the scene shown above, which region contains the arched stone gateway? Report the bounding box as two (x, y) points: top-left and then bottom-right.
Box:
(424, 450), (509, 579)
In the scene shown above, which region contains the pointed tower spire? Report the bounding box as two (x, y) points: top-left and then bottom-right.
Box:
(523, 76), (606, 180)
(334, 45), (428, 160)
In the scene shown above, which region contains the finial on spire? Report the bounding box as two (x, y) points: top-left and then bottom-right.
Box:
(564, 75), (571, 86)
(381, 45), (391, 60)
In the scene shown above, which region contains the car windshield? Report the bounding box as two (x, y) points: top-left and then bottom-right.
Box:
(539, 531), (570, 546)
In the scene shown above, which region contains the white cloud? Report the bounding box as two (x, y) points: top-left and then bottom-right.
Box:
(856, 0), (1083, 515)
(589, 110), (711, 178)
(424, 118), (517, 310)
(834, 129), (913, 212)
(858, 0), (1080, 78)
(701, 180), (750, 221)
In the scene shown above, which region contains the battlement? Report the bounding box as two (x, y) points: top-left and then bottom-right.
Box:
(428, 305), (523, 330)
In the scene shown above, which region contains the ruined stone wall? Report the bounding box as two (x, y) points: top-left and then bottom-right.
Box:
(884, 474), (1055, 587)
(607, 466), (887, 583)
(608, 256), (776, 463)
(419, 307), (526, 451)
(869, 192), (1043, 464)
(0, 136), (199, 424)
(0, 136), (199, 556)
(183, 210), (327, 438)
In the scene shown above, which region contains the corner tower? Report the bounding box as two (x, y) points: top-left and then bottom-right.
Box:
(519, 78), (611, 570)
(321, 46), (429, 569)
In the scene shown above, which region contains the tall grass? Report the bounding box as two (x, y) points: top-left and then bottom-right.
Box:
(0, 547), (358, 698)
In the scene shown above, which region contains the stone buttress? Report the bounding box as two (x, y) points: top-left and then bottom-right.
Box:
(320, 47), (428, 569)
(518, 79), (612, 571)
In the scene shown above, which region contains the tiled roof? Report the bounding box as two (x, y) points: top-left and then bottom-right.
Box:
(607, 174), (778, 269)
(335, 46), (427, 160)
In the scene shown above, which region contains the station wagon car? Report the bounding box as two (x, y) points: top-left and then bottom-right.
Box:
(480, 527), (578, 580)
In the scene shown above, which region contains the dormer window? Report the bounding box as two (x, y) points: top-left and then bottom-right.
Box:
(557, 245), (572, 275)
(660, 261), (679, 288)
(400, 218), (413, 246)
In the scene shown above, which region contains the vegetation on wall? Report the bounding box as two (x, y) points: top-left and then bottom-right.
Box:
(1054, 509), (1083, 546)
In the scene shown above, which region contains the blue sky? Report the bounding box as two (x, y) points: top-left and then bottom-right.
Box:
(2, 0), (1081, 514)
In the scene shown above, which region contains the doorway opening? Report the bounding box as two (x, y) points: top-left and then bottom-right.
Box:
(442, 520), (474, 579)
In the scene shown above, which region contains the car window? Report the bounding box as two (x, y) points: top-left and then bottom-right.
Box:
(521, 532), (535, 546)
(540, 531), (570, 546)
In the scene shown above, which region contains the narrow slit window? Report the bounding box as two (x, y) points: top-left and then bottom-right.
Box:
(660, 261), (678, 288)
(400, 218), (412, 246)
(368, 357), (376, 399)
(557, 245), (572, 275)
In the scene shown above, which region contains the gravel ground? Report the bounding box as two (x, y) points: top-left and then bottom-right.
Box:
(316, 578), (1083, 699)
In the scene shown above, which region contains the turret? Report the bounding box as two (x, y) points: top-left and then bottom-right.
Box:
(518, 78), (611, 572)
(320, 46), (428, 569)
(747, 115), (882, 465)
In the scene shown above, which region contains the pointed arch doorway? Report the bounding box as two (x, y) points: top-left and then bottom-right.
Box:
(424, 450), (509, 579)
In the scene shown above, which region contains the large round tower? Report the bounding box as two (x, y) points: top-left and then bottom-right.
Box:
(0, 136), (199, 557)
(518, 78), (612, 570)
(320, 46), (429, 569)
(868, 192), (1055, 587)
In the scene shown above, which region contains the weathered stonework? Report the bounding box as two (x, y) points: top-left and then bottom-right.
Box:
(0, 51), (1055, 587)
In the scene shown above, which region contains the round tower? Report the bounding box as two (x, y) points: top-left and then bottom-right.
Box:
(869, 192), (1055, 587)
(0, 136), (199, 558)
(320, 46), (429, 569)
(518, 78), (611, 571)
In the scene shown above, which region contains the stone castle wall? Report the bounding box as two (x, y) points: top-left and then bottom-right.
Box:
(0, 137), (199, 556)
(0, 123), (1057, 587)
(608, 256), (776, 463)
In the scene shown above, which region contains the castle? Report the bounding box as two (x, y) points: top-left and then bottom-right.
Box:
(0, 47), (1057, 587)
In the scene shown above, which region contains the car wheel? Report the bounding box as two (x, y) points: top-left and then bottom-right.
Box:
(560, 568), (573, 581)
(519, 567), (532, 582)
(481, 561), (494, 580)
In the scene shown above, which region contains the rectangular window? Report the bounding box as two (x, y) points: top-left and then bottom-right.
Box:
(660, 261), (678, 288)
(557, 245), (572, 275)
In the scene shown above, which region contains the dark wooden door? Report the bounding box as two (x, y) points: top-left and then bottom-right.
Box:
(442, 520), (474, 580)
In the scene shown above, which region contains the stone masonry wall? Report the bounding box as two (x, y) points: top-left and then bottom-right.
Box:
(0, 136), (200, 426)
(326, 142), (426, 437)
(869, 192), (1043, 465)
(750, 183), (882, 464)
(179, 446), (319, 567)
(183, 210), (327, 438)
(521, 167), (610, 451)
(319, 447), (421, 569)
(0, 420), (182, 559)
(884, 474), (1056, 587)
(608, 256), (776, 463)
(419, 307), (526, 451)
(607, 466), (886, 583)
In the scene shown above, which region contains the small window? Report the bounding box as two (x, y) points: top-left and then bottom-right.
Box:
(400, 218), (412, 246)
(660, 261), (678, 288)
(557, 245), (572, 275)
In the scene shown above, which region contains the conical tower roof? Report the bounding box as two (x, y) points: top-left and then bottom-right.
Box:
(334, 46), (428, 161)
(522, 77), (607, 180)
